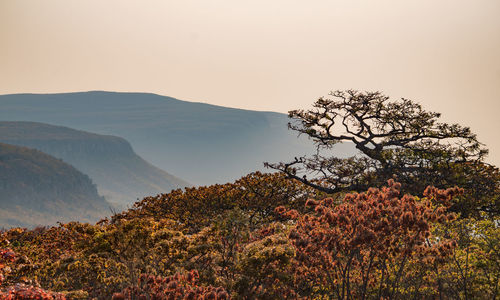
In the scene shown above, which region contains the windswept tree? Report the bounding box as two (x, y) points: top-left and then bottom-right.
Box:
(266, 90), (499, 217)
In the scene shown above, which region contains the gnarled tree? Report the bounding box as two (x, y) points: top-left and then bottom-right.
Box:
(266, 90), (498, 217)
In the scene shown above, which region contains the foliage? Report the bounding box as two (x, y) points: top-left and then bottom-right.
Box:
(0, 248), (16, 286)
(266, 90), (498, 218)
(0, 247), (67, 299)
(0, 284), (66, 300)
(435, 216), (500, 299)
(276, 180), (461, 298)
(113, 171), (315, 232)
(1, 171), (498, 298)
(236, 224), (297, 298)
(1, 91), (498, 299)
(117, 271), (230, 300)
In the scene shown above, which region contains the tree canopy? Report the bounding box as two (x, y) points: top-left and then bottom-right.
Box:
(266, 90), (499, 217)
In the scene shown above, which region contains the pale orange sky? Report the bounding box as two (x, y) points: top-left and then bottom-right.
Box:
(1, 0), (500, 165)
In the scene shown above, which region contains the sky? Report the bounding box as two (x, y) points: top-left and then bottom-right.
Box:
(1, 0), (500, 165)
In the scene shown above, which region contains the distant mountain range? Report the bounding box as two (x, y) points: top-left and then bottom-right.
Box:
(0, 91), (354, 185)
(0, 142), (110, 228)
(0, 121), (190, 207)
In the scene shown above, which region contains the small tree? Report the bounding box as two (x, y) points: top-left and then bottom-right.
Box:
(266, 90), (498, 217)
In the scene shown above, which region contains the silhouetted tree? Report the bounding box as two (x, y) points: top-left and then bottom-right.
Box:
(266, 90), (498, 217)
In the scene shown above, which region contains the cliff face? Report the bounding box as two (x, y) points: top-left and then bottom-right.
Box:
(14, 136), (134, 159)
(0, 142), (110, 228)
(0, 122), (189, 207)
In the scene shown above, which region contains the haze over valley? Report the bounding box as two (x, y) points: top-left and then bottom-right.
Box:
(0, 142), (110, 227)
(0, 91), (354, 186)
(0, 91), (354, 227)
(0, 121), (189, 209)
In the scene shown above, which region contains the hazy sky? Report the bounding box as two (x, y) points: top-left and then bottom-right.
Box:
(1, 0), (500, 165)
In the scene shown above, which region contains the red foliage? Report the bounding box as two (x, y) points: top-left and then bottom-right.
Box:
(276, 180), (461, 298)
(0, 248), (16, 285)
(0, 284), (66, 300)
(120, 270), (230, 299)
(0, 247), (66, 299)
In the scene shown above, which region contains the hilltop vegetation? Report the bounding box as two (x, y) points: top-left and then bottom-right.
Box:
(0, 91), (498, 298)
(0, 172), (498, 299)
(0, 121), (189, 207)
(0, 143), (110, 228)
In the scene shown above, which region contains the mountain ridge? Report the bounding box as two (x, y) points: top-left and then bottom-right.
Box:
(0, 142), (110, 228)
(0, 90), (284, 115)
(0, 121), (190, 207)
(0, 91), (355, 185)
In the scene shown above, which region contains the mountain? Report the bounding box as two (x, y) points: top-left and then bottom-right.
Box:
(0, 91), (354, 185)
(0, 142), (110, 228)
(0, 121), (190, 207)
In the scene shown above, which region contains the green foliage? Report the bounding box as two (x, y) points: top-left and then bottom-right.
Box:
(434, 217), (500, 299)
(236, 225), (297, 298)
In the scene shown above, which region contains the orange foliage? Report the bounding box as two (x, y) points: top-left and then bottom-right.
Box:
(1, 172), (495, 298)
(276, 180), (462, 298)
(113, 171), (314, 232)
(119, 270), (230, 300)
(0, 284), (66, 300)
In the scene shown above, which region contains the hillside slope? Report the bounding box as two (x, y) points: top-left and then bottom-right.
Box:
(0, 92), (354, 185)
(0, 121), (190, 207)
(0, 142), (110, 228)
